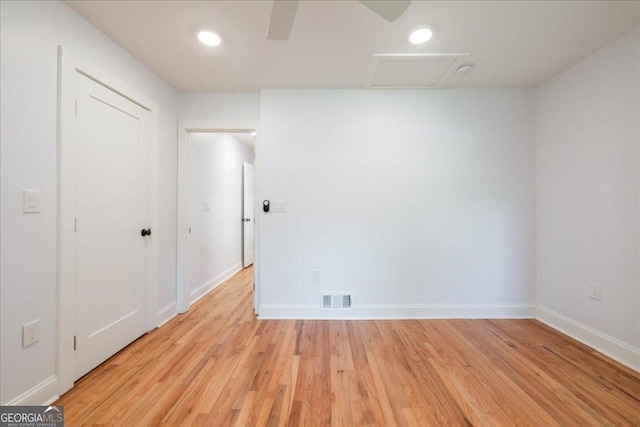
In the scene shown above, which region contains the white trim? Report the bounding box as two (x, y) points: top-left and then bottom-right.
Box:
(252, 125), (262, 316)
(57, 45), (77, 397)
(57, 46), (160, 396)
(147, 95), (160, 331)
(363, 53), (471, 89)
(156, 302), (179, 328)
(536, 305), (640, 372)
(190, 262), (243, 305)
(3, 376), (59, 406)
(259, 303), (535, 320)
(177, 121), (261, 315)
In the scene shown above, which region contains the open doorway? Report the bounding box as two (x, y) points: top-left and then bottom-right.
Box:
(186, 132), (254, 304)
(177, 122), (260, 316)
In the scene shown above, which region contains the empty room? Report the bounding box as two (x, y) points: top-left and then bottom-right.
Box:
(0, 0), (638, 426)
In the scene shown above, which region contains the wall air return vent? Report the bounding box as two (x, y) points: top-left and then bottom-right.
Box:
(322, 294), (353, 309)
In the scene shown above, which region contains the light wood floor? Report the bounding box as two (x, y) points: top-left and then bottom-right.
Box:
(57, 266), (640, 426)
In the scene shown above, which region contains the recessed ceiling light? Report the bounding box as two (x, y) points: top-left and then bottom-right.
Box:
(198, 31), (221, 47)
(409, 27), (432, 45)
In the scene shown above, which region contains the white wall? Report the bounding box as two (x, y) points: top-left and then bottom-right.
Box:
(258, 89), (536, 318)
(0, 1), (178, 404)
(535, 29), (639, 364)
(187, 133), (254, 302)
(178, 93), (260, 122)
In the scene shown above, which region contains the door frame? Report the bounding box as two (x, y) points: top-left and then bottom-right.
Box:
(177, 121), (261, 315)
(57, 46), (159, 395)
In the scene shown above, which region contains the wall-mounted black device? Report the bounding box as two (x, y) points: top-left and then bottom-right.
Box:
(263, 200), (270, 213)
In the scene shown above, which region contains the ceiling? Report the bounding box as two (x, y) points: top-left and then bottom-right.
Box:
(66, 1), (639, 92)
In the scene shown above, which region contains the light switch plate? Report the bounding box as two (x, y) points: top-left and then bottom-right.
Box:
(270, 200), (288, 213)
(23, 190), (41, 213)
(202, 202), (210, 211)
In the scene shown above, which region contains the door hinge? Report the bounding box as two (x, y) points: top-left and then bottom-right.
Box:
(75, 100), (78, 115)
(189, 227), (191, 234)
(73, 336), (77, 351)
(74, 217), (77, 232)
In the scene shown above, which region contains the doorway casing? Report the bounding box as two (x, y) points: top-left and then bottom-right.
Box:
(177, 122), (261, 315)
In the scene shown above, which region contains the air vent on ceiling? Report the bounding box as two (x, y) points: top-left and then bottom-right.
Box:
(322, 293), (353, 309)
(364, 53), (471, 89)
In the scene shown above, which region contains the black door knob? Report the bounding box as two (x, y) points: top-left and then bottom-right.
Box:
(141, 228), (151, 236)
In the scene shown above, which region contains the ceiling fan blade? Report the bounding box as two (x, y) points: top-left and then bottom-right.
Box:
(358, 0), (411, 22)
(267, 0), (300, 41)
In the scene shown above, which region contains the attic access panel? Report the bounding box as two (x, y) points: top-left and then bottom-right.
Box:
(364, 53), (471, 89)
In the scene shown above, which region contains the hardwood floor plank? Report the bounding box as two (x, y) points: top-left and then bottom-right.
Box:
(487, 320), (639, 425)
(458, 320), (604, 426)
(56, 267), (640, 426)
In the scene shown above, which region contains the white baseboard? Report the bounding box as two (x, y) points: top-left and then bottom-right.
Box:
(156, 301), (178, 328)
(190, 262), (243, 305)
(3, 375), (59, 406)
(258, 303), (535, 320)
(536, 305), (640, 372)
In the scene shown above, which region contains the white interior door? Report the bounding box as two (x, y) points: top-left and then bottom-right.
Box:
(242, 162), (255, 267)
(75, 73), (150, 380)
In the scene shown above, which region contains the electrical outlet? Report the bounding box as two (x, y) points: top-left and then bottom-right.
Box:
(589, 283), (602, 301)
(22, 319), (40, 348)
(312, 270), (320, 282)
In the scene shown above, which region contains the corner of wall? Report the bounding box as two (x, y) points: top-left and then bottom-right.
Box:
(532, 29), (640, 373)
(536, 306), (640, 372)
